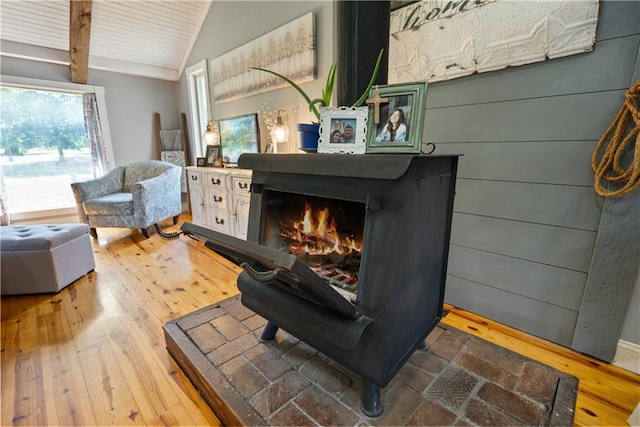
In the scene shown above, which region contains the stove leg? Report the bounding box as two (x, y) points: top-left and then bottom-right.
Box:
(360, 380), (383, 417)
(258, 321), (279, 342)
(417, 340), (430, 351)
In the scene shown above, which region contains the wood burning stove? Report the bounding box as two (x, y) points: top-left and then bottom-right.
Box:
(182, 153), (458, 416)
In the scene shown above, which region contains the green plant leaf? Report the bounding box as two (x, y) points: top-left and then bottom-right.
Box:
(252, 66), (319, 120)
(322, 63), (337, 106)
(308, 98), (325, 118)
(352, 49), (384, 108)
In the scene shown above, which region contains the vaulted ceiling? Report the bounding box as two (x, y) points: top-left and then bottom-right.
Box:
(0, 0), (211, 82)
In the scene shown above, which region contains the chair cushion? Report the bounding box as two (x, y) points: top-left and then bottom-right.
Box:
(83, 193), (134, 216)
(0, 223), (90, 251)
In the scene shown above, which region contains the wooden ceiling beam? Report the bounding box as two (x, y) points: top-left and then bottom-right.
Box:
(69, 0), (92, 84)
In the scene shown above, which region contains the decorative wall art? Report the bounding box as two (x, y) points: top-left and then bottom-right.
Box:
(218, 113), (261, 166)
(388, 0), (599, 83)
(210, 12), (316, 103)
(317, 107), (368, 155)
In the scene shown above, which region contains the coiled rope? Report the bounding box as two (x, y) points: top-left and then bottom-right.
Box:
(591, 80), (640, 197)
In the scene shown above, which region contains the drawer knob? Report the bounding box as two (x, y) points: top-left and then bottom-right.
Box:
(239, 182), (248, 190)
(214, 195), (223, 203)
(211, 178), (221, 185)
(215, 217), (225, 225)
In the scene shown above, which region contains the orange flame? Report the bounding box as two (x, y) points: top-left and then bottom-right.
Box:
(284, 202), (361, 256)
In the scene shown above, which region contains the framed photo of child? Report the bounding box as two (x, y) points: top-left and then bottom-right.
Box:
(365, 82), (427, 153)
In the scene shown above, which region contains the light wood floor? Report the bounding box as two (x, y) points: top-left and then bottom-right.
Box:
(1, 216), (639, 426)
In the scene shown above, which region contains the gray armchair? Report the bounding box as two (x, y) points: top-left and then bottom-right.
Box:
(71, 160), (182, 238)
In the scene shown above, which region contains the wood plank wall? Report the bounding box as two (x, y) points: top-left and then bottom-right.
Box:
(425, 1), (640, 353)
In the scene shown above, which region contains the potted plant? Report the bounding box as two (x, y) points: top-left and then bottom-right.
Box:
(253, 50), (384, 151)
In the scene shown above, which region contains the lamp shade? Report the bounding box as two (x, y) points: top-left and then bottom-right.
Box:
(203, 121), (218, 145)
(270, 110), (289, 144)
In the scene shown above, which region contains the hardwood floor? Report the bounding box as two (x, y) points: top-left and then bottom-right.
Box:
(1, 216), (638, 426)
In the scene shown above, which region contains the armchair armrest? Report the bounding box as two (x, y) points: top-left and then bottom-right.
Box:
(70, 167), (125, 225)
(131, 165), (182, 226)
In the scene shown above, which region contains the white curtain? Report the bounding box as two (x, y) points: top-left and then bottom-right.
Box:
(83, 93), (110, 177)
(0, 165), (10, 225)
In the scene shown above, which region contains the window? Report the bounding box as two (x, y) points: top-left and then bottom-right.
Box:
(186, 59), (212, 158)
(0, 76), (113, 217)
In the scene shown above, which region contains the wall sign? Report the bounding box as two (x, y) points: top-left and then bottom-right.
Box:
(389, 0), (599, 83)
(390, 0), (496, 35)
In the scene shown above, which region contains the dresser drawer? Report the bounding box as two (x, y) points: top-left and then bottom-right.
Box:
(231, 175), (251, 194)
(205, 172), (227, 187)
(205, 188), (229, 210)
(187, 170), (203, 187)
(208, 210), (231, 235)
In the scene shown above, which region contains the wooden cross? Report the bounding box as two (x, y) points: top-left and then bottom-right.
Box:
(366, 86), (389, 124)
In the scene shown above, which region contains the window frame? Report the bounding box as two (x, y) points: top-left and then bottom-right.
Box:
(186, 59), (212, 159)
(0, 75), (115, 221)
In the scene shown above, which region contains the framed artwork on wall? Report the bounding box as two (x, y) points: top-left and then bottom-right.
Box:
(317, 107), (368, 154)
(365, 82), (427, 154)
(210, 12), (316, 103)
(218, 113), (260, 166)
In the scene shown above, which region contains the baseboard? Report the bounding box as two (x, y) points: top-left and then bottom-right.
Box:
(612, 339), (640, 375)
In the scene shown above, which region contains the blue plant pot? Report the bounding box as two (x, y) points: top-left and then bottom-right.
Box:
(297, 123), (320, 152)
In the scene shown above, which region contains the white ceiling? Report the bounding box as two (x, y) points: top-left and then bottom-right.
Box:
(0, 0), (211, 81)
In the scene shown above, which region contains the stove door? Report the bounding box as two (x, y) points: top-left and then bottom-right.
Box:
(182, 222), (358, 319)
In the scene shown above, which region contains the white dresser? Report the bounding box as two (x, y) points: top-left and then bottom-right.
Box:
(185, 166), (252, 240)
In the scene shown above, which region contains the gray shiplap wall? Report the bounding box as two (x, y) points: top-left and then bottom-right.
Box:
(425, 1), (640, 354)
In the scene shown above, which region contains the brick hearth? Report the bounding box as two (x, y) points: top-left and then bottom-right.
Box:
(164, 295), (578, 426)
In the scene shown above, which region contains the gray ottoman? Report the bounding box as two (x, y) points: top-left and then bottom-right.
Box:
(1, 224), (95, 295)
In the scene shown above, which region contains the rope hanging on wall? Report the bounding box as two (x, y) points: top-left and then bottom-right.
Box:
(591, 80), (640, 197)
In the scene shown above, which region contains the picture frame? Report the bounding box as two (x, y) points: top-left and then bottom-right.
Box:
(317, 106), (368, 154)
(205, 145), (220, 167)
(196, 157), (206, 167)
(218, 113), (260, 166)
(366, 82), (427, 154)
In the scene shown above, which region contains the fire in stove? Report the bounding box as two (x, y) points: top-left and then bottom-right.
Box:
(281, 202), (362, 256)
(261, 191), (365, 296)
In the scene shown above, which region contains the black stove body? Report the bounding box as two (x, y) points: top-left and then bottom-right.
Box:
(184, 153), (458, 416)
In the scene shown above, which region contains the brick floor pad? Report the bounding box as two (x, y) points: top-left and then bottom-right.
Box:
(164, 296), (578, 426)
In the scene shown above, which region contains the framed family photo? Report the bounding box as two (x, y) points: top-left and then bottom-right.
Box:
(366, 82), (427, 153)
(317, 106), (368, 154)
(205, 145), (220, 167)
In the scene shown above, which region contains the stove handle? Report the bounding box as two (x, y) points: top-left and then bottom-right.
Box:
(241, 262), (280, 284)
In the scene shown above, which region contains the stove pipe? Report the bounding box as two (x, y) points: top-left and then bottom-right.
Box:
(336, 1), (390, 106)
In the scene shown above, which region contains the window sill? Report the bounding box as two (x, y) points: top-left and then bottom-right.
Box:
(9, 207), (78, 225)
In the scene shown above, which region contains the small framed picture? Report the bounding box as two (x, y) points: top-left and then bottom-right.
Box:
(205, 145), (220, 167)
(196, 157), (206, 167)
(366, 82), (427, 153)
(317, 106), (368, 154)
(265, 143), (274, 153)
